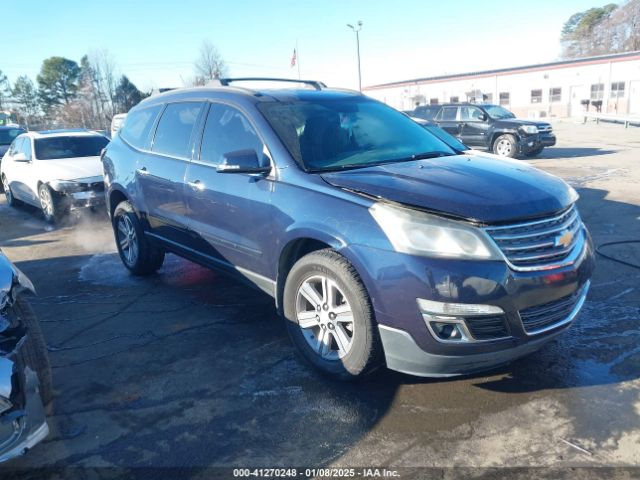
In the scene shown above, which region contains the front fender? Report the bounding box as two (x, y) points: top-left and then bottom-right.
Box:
(0, 251), (35, 311)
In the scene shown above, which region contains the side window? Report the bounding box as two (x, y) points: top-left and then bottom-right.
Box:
(120, 104), (163, 149)
(152, 102), (204, 158)
(21, 137), (33, 159)
(199, 104), (265, 166)
(10, 138), (24, 156)
(437, 107), (458, 121)
(459, 106), (484, 121)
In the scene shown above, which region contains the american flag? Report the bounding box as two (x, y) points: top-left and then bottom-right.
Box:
(290, 48), (297, 68)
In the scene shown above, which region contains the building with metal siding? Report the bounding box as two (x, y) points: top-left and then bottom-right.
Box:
(364, 51), (640, 119)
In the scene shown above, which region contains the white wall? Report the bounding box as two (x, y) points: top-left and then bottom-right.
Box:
(365, 57), (640, 117)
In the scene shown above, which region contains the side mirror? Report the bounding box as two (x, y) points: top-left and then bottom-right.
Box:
(13, 152), (30, 162)
(477, 113), (487, 121)
(217, 149), (271, 174)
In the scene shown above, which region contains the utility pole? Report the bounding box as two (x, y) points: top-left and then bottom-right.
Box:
(347, 21), (363, 92)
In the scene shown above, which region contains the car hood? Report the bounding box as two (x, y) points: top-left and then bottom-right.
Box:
(320, 153), (574, 223)
(36, 156), (103, 183)
(493, 118), (551, 128)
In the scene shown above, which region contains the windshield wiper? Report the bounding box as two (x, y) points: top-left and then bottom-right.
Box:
(311, 151), (456, 173)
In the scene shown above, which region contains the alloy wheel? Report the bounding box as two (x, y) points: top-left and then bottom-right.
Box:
(295, 274), (355, 360)
(117, 215), (139, 267)
(2, 177), (12, 203)
(39, 186), (54, 218)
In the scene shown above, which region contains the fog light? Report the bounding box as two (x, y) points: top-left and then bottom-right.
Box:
(431, 322), (464, 341)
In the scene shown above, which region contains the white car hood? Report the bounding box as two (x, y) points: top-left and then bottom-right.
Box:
(37, 156), (103, 183)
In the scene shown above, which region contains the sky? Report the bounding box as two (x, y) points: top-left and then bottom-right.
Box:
(2, 0), (602, 92)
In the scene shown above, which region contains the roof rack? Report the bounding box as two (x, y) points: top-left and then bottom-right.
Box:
(215, 77), (327, 91)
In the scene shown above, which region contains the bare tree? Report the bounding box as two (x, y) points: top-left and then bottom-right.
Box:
(194, 40), (229, 81)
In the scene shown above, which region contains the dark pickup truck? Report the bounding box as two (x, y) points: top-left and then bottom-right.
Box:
(413, 103), (556, 158)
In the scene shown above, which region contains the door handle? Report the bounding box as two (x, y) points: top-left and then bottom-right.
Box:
(188, 180), (205, 191)
(136, 167), (149, 176)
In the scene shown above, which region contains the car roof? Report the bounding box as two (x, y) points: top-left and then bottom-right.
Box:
(0, 125), (25, 130)
(25, 129), (106, 139)
(137, 85), (363, 109)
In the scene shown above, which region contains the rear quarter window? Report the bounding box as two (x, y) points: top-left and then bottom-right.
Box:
(120, 105), (163, 150)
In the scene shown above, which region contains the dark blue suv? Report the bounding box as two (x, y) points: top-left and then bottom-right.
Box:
(102, 78), (594, 380)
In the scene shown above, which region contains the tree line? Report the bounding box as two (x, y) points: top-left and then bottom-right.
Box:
(561, 0), (640, 58)
(0, 51), (147, 131)
(0, 40), (229, 131)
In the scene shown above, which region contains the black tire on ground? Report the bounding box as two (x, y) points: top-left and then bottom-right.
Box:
(492, 134), (519, 158)
(38, 183), (67, 223)
(283, 249), (383, 380)
(12, 297), (54, 407)
(113, 200), (165, 276)
(2, 175), (21, 207)
(524, 146), (545, 157)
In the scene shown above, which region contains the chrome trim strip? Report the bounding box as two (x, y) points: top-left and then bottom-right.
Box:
(484, 205), (574, 232)
(487, 211), (579, 240)
(144, 231), (276, 296)
(521, 280), (590, 336)
(484, 226), (587, 272)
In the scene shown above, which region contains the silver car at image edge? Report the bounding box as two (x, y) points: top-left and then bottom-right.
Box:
(0, 250), (51, 463)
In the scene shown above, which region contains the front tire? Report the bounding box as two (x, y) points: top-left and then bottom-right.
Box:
(11, 297), (54, 408)
(113, 200), (165, 276)
(492, 134), (518, 158)
(283, 249), (382, 380)
(38, 184), (66, 223)
(2, 175), (21, 207)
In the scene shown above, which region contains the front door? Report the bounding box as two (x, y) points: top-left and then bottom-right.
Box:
(139, 101), (205, 244)
(459, 105), (490, 146)
(434, 106), (461, 137)
(184, 102), (274, 281)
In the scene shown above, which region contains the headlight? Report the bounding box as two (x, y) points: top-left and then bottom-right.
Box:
(520, 125), (538, 135)
(369, 203), (501, 260)
(48, 180), (81, 192)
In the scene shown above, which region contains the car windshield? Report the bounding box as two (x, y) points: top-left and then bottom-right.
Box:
(483, 105), (515, 119)
(258, 96), (456, 172)
(421, 124), (468, 151)
(34, 135), (109, 160)
(0, 128), (25, 146)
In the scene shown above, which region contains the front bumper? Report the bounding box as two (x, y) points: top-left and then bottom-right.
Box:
(0, 360), (49, 463)
(518, 132), (556, 153)
(342, 229), (595, 377)
(53, 187), (105, 210)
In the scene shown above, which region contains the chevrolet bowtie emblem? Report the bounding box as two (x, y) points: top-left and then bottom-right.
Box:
(555, 230), (574, 248)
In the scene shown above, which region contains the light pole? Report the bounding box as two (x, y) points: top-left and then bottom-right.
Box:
(347, 21), (363, 92)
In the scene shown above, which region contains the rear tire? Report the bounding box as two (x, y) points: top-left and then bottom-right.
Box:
(283, 249), (382, 380)
(492, 134), (518, 158)
(12, 297), (54, 408)
(113, 200), (165, 276)
(2, 175), (21, 207)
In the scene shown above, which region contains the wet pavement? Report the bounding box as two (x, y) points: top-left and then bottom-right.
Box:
(0, 122), (638, 477)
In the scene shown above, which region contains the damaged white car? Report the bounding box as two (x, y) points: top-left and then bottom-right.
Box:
(0, 250), (51, 462)
(1, 129), (109, 223)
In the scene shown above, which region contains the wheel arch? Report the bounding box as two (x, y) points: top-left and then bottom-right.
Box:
(490, 129), (520, 147)
(275, 233), (345, 313)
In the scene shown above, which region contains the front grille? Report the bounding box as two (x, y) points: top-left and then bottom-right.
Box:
(465, 315), (509, 340)
(538, 124), (553, 133)
(484, 204), (583, 270)
(519, 284), (587, 334)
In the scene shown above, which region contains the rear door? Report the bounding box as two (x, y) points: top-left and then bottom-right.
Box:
(459, 106), (490, 146)
(434, 106), (461, 137)
(184, 102), (274, 283)
(139, 101), (205, 243)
